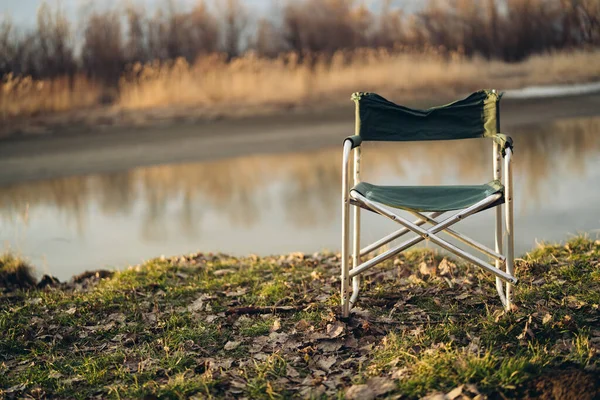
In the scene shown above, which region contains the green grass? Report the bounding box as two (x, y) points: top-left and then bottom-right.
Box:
(1, 237), (599, 399)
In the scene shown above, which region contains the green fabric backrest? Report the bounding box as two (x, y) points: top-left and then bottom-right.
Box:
(352, 90), (502, 142)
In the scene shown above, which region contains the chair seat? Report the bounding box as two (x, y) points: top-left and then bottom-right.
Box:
(352, 180), (504, 212)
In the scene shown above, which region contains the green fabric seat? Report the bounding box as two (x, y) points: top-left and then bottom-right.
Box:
(352, 180), (504, 212)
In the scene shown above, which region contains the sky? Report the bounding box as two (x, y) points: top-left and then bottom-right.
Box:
(2, 0), (423, 26)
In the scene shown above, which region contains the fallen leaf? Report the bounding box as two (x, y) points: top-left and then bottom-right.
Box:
(438, 259), (456, 276)
(65, 307), (77, 315)
(391, 367), (409, 380)
(345, 384), (375, 400)
(48, 371), (63, 379)
(224, 288), (248, 297)
(270, 318), (281, 332)
(317, 340), (343, 352)
(206, 315), (219, 323)
(295, 319), (313, 332)
(366, 377), (395, 396)
(214, 269), (236, 276)
(268, 332), (289, 344)
(446, 385), (463, 400)
(326, 321), (345, 338)
(316, 355), (336, 371)
(224, 341), (240, 351)
(286, 365), (300, 378)
(421, 393), (446, 400)
(419, 261), (437, 276)
(542, 313), (552, 325)
(188, 298), (205, 313)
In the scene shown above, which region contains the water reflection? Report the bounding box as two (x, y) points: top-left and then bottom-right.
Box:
(1, 117), (599, 279)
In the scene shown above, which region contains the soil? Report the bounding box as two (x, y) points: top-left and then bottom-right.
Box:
(520, 369), (600, 400)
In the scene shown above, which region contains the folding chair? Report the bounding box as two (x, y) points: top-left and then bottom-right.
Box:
(340, 90), (516, 318)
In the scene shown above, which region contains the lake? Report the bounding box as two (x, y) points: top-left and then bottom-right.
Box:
(1, 116), (599, 280)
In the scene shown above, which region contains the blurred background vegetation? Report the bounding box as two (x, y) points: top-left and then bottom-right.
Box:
(0, 0), (599, 128)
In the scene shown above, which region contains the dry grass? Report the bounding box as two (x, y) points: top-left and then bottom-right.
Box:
(0, 252), (36, 289)
(0, 74), (101, 123)
(1, 48), (599, 134)
(77, 48), (600, 111)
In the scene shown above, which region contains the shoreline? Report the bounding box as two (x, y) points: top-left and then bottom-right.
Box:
(1, 91), (600, 187)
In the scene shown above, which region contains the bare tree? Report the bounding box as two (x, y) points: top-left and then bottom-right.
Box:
(216, 0), (249, 60)
(82, 11), (125, 84)
(125, 6), (148, 64)
(35, 1), (75, 77)
(0, 16), (15, 76)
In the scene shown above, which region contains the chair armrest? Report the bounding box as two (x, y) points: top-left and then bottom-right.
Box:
(344, 135), (362, 149)
(491, 134), (513, 157)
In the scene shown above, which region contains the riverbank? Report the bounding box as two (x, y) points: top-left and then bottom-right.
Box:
(1, 236), (598, 399)
(1, 90), (600, 187)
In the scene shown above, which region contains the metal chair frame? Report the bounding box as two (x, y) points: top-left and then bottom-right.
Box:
(340, 103), (516, 318)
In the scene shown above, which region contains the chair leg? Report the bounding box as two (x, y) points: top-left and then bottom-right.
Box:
(495, 205), (507, 307)
(341, 141), (352, 318)
(505, 149), (515, 310)
(350, 205), (361, 307)
(341, 199), (350, 318)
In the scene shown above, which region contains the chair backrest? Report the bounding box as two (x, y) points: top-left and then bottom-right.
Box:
(352, 90), (502, 143)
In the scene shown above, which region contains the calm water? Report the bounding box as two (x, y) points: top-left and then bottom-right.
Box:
(1, 116), (599, 280)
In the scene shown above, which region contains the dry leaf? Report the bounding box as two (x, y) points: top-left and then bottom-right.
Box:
(286, 365), (300, 378)
(317, 340), (343, 352)
(214, 269), (236, 276)
(446, 385), (463, 400)
(421, 393), (447, 400)
(542, 313), (553, 325)
(345, 384), (375, 400)
(438, 259), (456, 276)
(295, 319), (312, 332)
(391, 367), (409, 380)
(224, 288), (248, 297)
(419, 261), (437, 276)
(188, 298), (204, 313)
(48, 371), (62, 379)
(206, 315), (219, 323)
(224, 341), (240, 351)
(270, 318), (281, 332)
(326, 321), (345, 338)
(316, 355), (337, 371)
(366, 377), (396, 396)
(268, 332), (289, 344)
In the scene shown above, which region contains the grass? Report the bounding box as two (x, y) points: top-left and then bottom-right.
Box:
(2, 48), (600, 137)
(0, 253), (36, 289)
(0, 236), (599, 399)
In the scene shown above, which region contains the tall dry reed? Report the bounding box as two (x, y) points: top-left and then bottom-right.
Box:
(116, 48), (600, 112)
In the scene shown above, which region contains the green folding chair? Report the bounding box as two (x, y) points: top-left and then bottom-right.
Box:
(340, 90), (516, 318)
